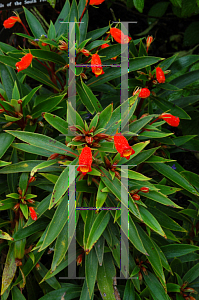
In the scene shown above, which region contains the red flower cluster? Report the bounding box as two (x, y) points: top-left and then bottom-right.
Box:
(156, 67), (165, 83)
(3, 16), (21, 29)
(91, 54), (104, 77)
(77, 146), (93, 176)
(159, 113), (180, 127)
(15, 53), (33, 72)
(114, 130), (135, 160)
(110, 28), (132, 44)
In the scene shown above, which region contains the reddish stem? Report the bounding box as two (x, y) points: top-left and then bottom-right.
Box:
(20, 21), (31, 36)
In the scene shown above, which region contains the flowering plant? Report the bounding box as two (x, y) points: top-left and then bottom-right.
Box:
(0, 1), (199, 300)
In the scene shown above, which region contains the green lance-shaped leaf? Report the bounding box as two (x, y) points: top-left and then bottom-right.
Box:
(51, 221), (68, 272)
(86, 210), (110, 253)
(38, 195), (68, 252)
(0, 230), (13, 241)
(99, 166), (142, 221)
(21, 85), (41, 107)
(31, 94), (66, 119)
(81, 79), (103, 113)
(0, 161), (11, 167)
(23, 7), (46, 38)
(97, 253), (116, 300)
(85, 247), (98, 299)
(49, 157), (78, 208)
(96, 179), (108, 209)
(95, 104), (113, 131)
(151, 163), (199, 196)
(94, 235), (105, 267)
(135, 223), (166, 287)
(5, 131), (78, 158)
(139, 206), (166, 238)
(12, 143), (54, 157)
(31, 160), (58, 177)
(1, 243), (17, 295)
(129, 115), (156, 133)
(37, 262), (61, 289)
(37, 285), (81, 300)
(0, 133), (14, 159)
(80, 279), (94, 300)
(67, 101), (85, 129)
(147, 207), (186, 232)
(182, 262), (199, 283)
(123, 280), (136, 299)
(161, 244), (199, 259)
(143, 272), (168, 300)
(152, 96), (191, 119)
(11, 286), (26, 300)
(139, 190), (182, 208)
(106, 195), (147, 255)
(43, 113), (68, 135)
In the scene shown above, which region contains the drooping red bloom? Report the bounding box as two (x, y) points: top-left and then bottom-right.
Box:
(77, 253), (84, 265)
(114, 130), (135, 160)
(86, 0), (105, 5)
(15, 53), (33, 72)
(110, 28), (132, 44)
(159, 113), (180, 127)
(138, 88), (150, 98)
(77, 146), (92, 175)
(29, 207), (37, 221)
(156, 67), (165, 83)
(3, 16), (21, 29)
(101, 43), (117, 60)
(91, 54), (105, 77)
(146, 36), (153, 53)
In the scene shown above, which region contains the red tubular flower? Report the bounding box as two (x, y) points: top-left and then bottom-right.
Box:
(114, 129), (135, 160)
(91, 54), (104, 77)
(146, 36), (153, 53)
(156, 67), (165, 83)
(3, 16), (21, 29)
(110, 28), (132, 44)
(77, 146), (92, 176)
(138, 88), (150, 98)
(159, 113), (180, 127)
(29, 207), (37, 221)
(42, 42), (48, 46)
(86, 0), (105, 5)
(15, 53), (33, 72)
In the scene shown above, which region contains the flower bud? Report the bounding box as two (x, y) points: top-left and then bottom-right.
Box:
(49, 153), (59, 160)
(38, 121), (44, 127)
(17, 99), (22, 104)
(18, 187), (22, 195)
(80, 49), (91, 57)
(72, 136), (84, 142)
(138, 271), (142, 281)
(13, 203), (20, 211)
(80, 73), (88, 80)
(0, 109), (5, 113)
(146, 36), (153, 53)
(85, 136), (93, 144)
(77, 253), (84, 265)
(27, 199), (35, 204)
(132, 194), (140, 201)
(2, 122), (14, 128)
(35, 263), (40, 270)
(18, 112), (23, 118)
(26, 114), (33, 119)
(139, 187), (149, 193)
(92, 142), (101, 147)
